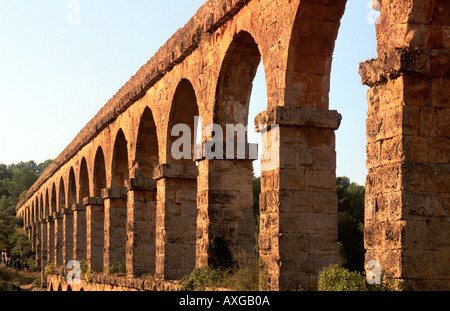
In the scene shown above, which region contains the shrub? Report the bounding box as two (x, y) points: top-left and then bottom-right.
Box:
(180, 255), (264, 291)
(108, 263), (126, 275)
(224, 255), (260, 291)
(318, 264), (398, 291)
(179, 265), (229, 291)
(318, 264), (367, 291)
(0, 279), (21, 291)
(32, 278), (41, 288)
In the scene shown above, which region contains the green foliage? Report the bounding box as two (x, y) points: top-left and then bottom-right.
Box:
(318, 264), (367, 291)
(179, 256), (261, 291)
(0, 160), (52, 275)
(336, 176), (365, 272)
(318, 264), (398, 291)
(108, 263), (126, 275)
(179, 265), (229, 291)
(0, 265), (40, 290)
(0, 279), (21, 291)
(32, 278), (41, 288)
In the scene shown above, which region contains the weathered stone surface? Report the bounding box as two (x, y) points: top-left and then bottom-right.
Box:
(362, 0), (450, 291)
(14, 0), (450, 292)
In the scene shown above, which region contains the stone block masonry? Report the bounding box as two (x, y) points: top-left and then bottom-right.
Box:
(360, 0), (450, 290)
(17, 0), (449, 291)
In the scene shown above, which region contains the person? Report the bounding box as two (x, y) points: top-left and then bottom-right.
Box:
(15, 257), (21, 270)
(1, 249), (7, 266)
(23, 260), (28, 271)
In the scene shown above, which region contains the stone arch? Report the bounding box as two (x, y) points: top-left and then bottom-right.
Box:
(43, 191), (50, 268)
(253, 0), (346, 291)
(156, 79), (199, 279)
(64, 168), (76, 265)
(214, 30), (262, 129)
(111, 129), (129, 189)
(44, 190), (50, 219)
(93, 147), (107, 197)
(48, 184), (57, 263)
(55, 177), (66, 265)
(39, 193), (43, 221)
(68, 168), (77, 207)
(58, 177), (66, 212)
(79, 158), (90, 203)
(284, 0), (346, 109)
(74, 158), (89, 261)
(201, 30), (262, 267)
(125, 107), (159, 277)
(87, 147), (106, 272)
(167, 79), (199, 164)
(33, 197), (38, 223)
(32, 197), (38, 253)
(51, 183), (57, 216)
(135, 107), (159, 176)
(104, 129), (128, 273)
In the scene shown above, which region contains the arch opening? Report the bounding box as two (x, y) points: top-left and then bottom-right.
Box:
(55, 177), (66, 265)
(88, 147), (106, 273)
(161, 79), (199, 280)
(127, 108), (159, 277)
(105, 130), (128, 273)
(203, 30), (265, 268)
(74, 159), (89, 262)
(64, 168), (76, 264)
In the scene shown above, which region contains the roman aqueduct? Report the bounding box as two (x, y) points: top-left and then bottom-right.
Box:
(15, 0), (449, 291)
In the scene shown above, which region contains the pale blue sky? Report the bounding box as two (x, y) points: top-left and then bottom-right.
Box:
(0, 0), (377, 185)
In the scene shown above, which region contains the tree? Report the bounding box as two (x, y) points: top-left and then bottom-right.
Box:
(336, 177), (365, 272)
(0, 160), (52, 258)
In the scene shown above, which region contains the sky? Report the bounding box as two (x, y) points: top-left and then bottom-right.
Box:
(0, 0), (378, 186)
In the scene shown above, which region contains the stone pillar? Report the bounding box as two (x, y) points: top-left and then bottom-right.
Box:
(102, 188), (127, 274)
(72, 204), (86, 262)
(53, 211), (64, 266)
(62, 207), (74, 264)
(359, 0), (450, 291)
(46, 216), (54, 264)
(84, 197), (104, 272)
(39, 220), (48, 285)
(196, 142), (257, 268)
(256, 107), (341, 291)
(30, 224), (35, 252)
(34, 222), (41, 268)
(126, 178), (157, 277)
(153, 164), (198, 280)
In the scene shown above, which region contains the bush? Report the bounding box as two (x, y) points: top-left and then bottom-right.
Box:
(223, 255), (260, 291)
(0, 279), (21, 291)
(108, 263), (126, 275)
(318, 264), (367, 291)
(32, 278), (41, 288)
(179, 265), (229, 291)
(318, 264), (398, 291)
(179, 256), (263, 291)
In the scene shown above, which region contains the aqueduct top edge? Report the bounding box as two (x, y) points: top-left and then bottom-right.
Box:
(16, 0), (252, 211)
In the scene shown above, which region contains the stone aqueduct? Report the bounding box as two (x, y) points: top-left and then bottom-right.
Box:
(15, 0), (450, 291)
